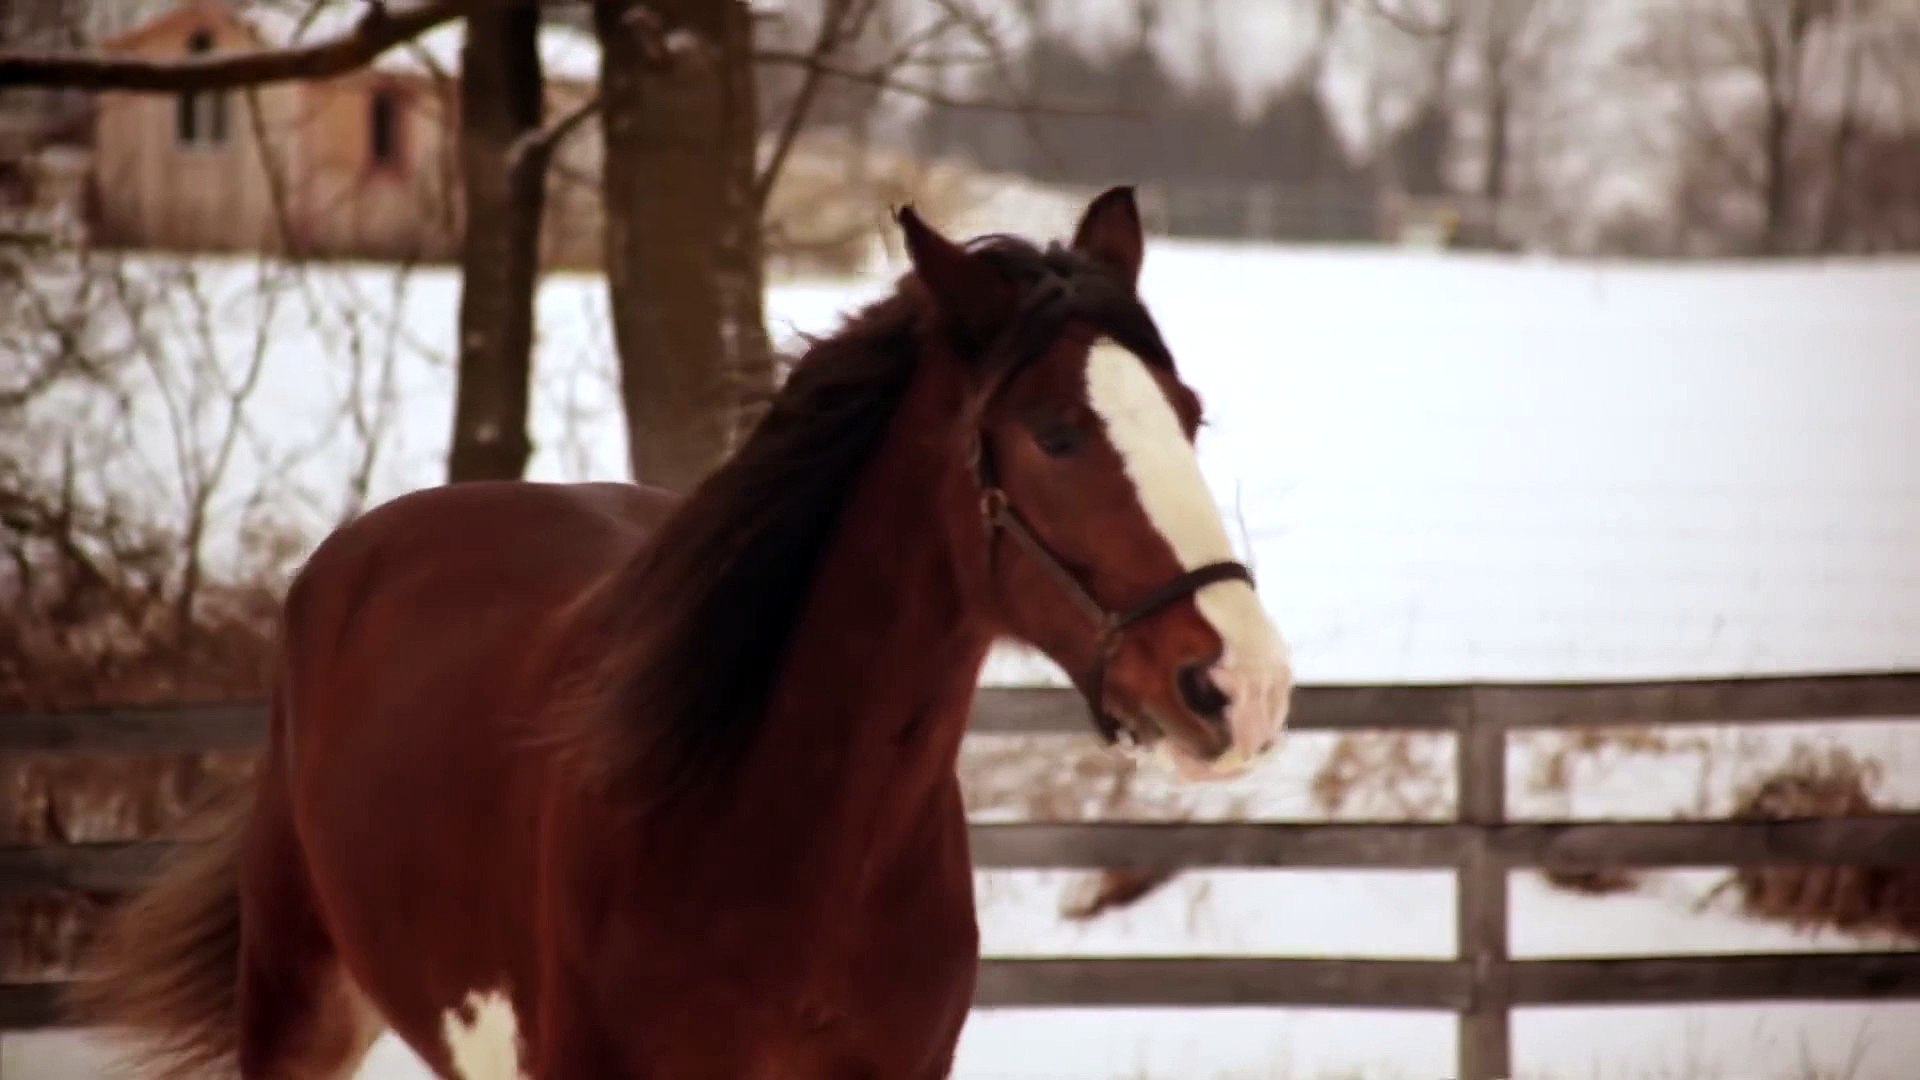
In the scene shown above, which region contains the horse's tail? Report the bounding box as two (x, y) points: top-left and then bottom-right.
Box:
(63, 748), (256, 1078)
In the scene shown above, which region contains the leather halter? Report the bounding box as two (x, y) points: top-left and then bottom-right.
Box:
(963, 257), (1256, 745)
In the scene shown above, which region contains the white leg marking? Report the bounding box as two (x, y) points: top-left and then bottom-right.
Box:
(440, 988), (526, 1080)
(1084, 339), (1293, 775)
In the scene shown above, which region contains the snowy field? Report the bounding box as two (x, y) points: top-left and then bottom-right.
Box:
(24, 236), (1920, 683)
(9, 237), (1920, 1077)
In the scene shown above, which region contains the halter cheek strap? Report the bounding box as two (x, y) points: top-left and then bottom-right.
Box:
(972, 434), (1255, 744)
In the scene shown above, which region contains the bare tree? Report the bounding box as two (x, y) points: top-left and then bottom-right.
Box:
(8, 0), (1104, 504)
(587, 0), (1097, 492)
(1814, 0), (1866, 250)
(445, 3), (545, 482)
(1749, 0), (1821, 253)
(1469, 1), (1530, 216)
(0, 0), (589, 486)
(1359, 0), (1583, 246)
(593, 0), (770, 492)
(1628, 0), (1868, 255)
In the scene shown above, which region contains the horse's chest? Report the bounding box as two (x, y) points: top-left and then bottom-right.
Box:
(580, 794), (981, 1075)
(852, 872), (978, 1015)
(829, 807), (981, 1073)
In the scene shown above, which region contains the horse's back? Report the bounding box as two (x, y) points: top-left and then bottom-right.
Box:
(279, 479), (672, 740)
(283, 478), (671, 670)
(293, 479), (671, 603)
(269, 479), (674, 1063)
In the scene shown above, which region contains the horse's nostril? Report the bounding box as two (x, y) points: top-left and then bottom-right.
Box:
(1175, 661), (1230, 721)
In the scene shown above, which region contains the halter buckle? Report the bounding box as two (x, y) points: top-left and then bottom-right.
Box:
(979, 486), (1008, 524)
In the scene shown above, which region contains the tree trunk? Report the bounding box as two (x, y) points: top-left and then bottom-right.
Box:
(1759, 92), (1791, 255)
(446, 3), (544, 483)
(594, 0), (772, 494)
(1751, 0), (1814, 257)
(1816, 1), (1862, 253)
(1474, 82), (1505, 233)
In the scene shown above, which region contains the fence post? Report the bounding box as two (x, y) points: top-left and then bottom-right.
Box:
(1456, 688), (1511, 1080)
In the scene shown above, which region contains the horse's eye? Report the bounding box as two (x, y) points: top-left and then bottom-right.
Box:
(1035, 422), (1084, 459)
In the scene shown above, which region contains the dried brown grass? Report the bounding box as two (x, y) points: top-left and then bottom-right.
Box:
(1523, 726), (1685, 896)
(3, 450), (281, 986)
(1309, 731), (1451, 820)
(1, 565), (272, 985)
(2, 234), (370, 988)
(1718, 744), (1920, 940)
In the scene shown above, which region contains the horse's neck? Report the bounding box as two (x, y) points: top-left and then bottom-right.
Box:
(726, 367), (991, 875)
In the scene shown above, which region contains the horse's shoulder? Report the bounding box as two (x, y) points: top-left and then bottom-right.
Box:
(567, 480), (680, 535)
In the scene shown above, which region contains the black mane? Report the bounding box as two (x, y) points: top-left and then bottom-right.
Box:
(567, 234), (1173, 803)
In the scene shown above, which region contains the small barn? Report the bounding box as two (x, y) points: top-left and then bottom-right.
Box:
(88, 0), (604, 269)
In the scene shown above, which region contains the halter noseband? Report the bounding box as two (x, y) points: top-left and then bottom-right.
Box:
(964, 253), (1256, 745)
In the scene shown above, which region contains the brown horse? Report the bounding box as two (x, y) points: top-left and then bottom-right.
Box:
(70, 187), (1293, 1079)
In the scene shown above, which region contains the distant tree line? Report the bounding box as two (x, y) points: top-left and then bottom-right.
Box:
(757, 0), (1920, 258)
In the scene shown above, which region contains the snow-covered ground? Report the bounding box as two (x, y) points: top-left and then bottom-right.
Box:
(30, 236), (1920, 683)
(9, 236), (1920, 1077)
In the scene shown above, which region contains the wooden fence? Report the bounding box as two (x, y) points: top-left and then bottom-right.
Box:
(6, 672), (1920, 1079)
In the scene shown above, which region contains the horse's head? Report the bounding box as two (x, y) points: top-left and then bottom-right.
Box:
(897, 187), (1292, 780)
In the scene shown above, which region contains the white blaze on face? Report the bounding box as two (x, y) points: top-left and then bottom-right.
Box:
(441, 989), (526, 1080)
(1083, 339), (1293, 776)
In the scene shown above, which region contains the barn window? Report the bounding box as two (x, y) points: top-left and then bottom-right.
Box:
(368, 88), (404, 170)
(175, 29), (230, 148)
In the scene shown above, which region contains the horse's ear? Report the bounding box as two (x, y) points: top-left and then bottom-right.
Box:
(895, 204), (1007, 345)
(1070, 185), (1144, 290)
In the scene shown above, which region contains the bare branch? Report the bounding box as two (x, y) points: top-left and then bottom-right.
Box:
(752, 47), (1123, 118)
(928, 0), (1066, 171)
(1354, 0), (1459, 39)
(499, 0), (676, 185)
(240, 86), (306, 259)
(509, 91), (603, 175)
(0, 0), (471, 91)
(754, 0), (871, 208)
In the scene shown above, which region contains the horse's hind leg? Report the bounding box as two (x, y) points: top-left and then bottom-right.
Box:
(235, 766), (386, 1080)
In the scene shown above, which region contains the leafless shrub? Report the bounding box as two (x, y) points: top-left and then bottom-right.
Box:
(959, 726), (1263, 923)
(1309, 731), (1452, 820)
(1520, 725), (1689, 896)
(1712, 743), (1920, 940)
(1058, 866), (1181, 922)
(1539, 865), (1644, 896)
(1, 223), (413, 982)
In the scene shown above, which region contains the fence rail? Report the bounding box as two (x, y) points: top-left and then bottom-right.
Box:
(6, 672), (1920, 1079)
(10, 673), (1920, 753)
